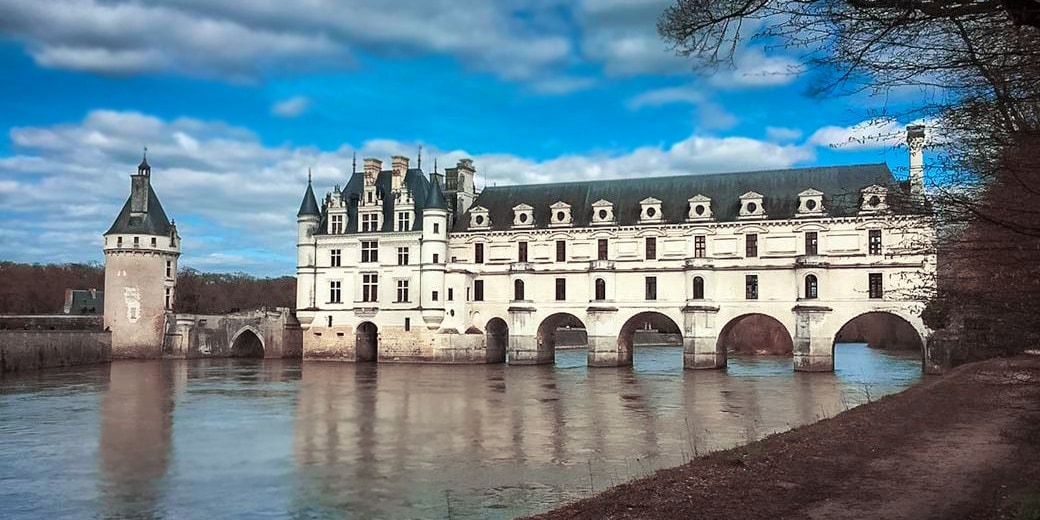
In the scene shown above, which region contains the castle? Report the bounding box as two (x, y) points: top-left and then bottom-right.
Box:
(294, 127), (938, 372)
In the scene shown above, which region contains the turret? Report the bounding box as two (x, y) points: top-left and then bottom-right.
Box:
(907, 125), (925, 198)
(297, 172), (320, 310)
(420, 178), (449, 329)
(103, 152), (180, 359)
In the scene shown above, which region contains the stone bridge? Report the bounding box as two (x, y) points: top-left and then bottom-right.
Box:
(164, 307), (302, 359)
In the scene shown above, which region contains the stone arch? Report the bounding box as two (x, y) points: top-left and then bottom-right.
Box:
(356, 321), (378, 362)
(617, 311), (682, 364)
(833, 311), (924, 353)
(230, 327), (265, 358)
(486, 317), (509, 364)
(536, 312), (588, 362)
(717, 313), (794, 355)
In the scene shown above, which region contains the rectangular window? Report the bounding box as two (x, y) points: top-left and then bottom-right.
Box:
(330, 280), (342, 303)
(362, 274), (378, 302)
(746, 234), (758, 258)
(164, 287), (171, 309)
(806, 232), (819, 256)
(133, 236), (140, 247)
(331, 249), (342, 267)
(433, 223), (440, 234)
(165, 261), (172, 278)
(397, 247), (409, 266)
(869, 273), (884, 299)
(869, 229), (883, 255)
(646, 237), (657, 260)
(645, 276), (657, 300)
(448, 288), (454, 301)
(598, 239), (608, 260)
(433, 253), (439, 264)
(556, 240), (566, 262)
(361, 241), (378, 263)
(555, 278), (566, 301)
(745, 275), (759, 300)
(518, 241), (528, 263)
(396, 212), (411, 232)
(694, 236), (706, 258)
(117, 236), (123, 247)
(150, 237), (156, 247)
(473, 280), (484, 301)
(405, 317), (411, 331)
(362, 213), (379, 233)
(432, 290), (439, 302)
(330, 214), (344, 234)
(396, 279), (409, 303)
(475, 243), (484, 264)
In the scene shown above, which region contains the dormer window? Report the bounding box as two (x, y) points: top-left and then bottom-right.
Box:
(639, 197), (663, 224)
(591, 199), (615, 225)
(738, 191), (766, 220)
(797, 188), (826, 217)
(687, 194), (713, 222)
(860, 185), (889, 214)
(513, 203), (534, 229)
(549, 201), (572, 227)
(469, 205), (491, 230)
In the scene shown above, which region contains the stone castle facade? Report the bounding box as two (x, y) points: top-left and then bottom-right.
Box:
(295, 127), (938, 372)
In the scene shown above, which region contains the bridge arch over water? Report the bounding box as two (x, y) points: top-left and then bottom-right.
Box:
(230, 326), (265, 358)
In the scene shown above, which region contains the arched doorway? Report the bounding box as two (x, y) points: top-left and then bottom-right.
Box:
(230, 329), (264, 358)
(486, 318), (508, 363)
(717, 313), (793, 356)
(536, 313), (588, 366)
(618, 312), (682, 368)
(356, 321), (378, 362)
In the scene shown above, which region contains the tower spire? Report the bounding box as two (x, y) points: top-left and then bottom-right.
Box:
(352, 151), (357, 174)
(308, 167), (312, 183)
(418, 145), (423, 170)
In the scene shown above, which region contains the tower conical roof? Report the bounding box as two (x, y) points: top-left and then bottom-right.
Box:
(424, 176), (448, 210)
(298, 178), (320, 217)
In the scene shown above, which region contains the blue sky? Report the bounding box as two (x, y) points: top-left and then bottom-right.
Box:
(0, 0), (925, 277)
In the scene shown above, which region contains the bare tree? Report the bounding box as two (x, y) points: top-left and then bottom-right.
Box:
(659, 0), (1040, 360)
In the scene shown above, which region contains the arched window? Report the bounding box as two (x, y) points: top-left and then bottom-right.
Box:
(805, 274), (818, 299)
(594, 278), (606, 301)
(693, 276), (705, 300)
(514, 279), (525, 301)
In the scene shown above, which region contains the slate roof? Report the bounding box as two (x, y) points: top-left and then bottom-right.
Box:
(425, 176), (448, 210)
(104, 181), (174, 236)
(454, 163), (918, 232)
(297, 180), (320, 217)
(314, 168), (436, 235)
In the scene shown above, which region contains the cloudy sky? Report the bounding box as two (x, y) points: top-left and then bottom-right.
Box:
(0, 0), (925, 277)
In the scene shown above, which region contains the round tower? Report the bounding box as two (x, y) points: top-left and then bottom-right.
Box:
(296, 172), (321, 314)
(103, 153), (180, 359)
(420, 178), (449, 329)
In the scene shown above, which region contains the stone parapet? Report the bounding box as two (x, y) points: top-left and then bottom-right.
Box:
(0, 331), (111, 373)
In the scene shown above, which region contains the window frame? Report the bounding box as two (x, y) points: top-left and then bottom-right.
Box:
(646, 237), (657, 260)
(694, 235), (706, 258)
(597, 239), (608, 261)
(556, 240), (566, 262)
(331, 248), (342, 267)
(395, 279), (410, 303)
(518, 241), (528, 263)
(746, 233), (758, 258)
(397, 247), (409, 266)
(361, 274), (378, 302)
(868, 229), (883, 255)
(745, 274), (759, 300)
(475, 243), (484, 264)
(473, 280), (485, 301)
(594, 278), (606, 301)
(805, 231), (819, 256)
(360, 240), (378, 263)
(805, 274), (818, 299)
(693, 276), (705, 300)
(869, 273), (884, 299)
(330, 280), (342, 303)
(555, 278), (566, 301)
(514, 279), (525, 301)
(645, 276), (657, 301)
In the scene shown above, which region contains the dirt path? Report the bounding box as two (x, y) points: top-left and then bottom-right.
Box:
(524, 355), (1040, 520)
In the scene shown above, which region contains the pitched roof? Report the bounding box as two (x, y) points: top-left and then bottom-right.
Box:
(313, 168), (436, 235)
(104, 181), (174, 236)
(454, 163), (913, 231)
(425, 179), (448, 210)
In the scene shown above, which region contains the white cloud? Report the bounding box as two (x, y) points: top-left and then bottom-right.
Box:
(272, 96), (311, 118)
(628, 86), (737, 130)
(766, 126), (803, 142)
(0, 110), (815, 275)
(808, 118), (907, 150)
(709, 49), (802, 88)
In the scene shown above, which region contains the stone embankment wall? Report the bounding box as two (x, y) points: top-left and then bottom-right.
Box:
(0, 315), (103, 331)
(0, 330), (111, 373)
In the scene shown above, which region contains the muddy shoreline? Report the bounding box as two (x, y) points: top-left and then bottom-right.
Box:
(524, 355), (1040, 519)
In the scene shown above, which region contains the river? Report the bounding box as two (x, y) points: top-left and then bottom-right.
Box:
(0, 344), (921, 519)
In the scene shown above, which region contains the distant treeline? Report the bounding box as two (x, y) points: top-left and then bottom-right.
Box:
(0, 262), (295, 315)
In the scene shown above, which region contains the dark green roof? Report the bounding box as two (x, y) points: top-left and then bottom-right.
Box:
(104, 181), (174, 236)
(455, 163), (913, 231)
(297, 180), (320, 217)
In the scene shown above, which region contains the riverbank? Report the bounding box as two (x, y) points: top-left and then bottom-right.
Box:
(526, 355), (1040, 520)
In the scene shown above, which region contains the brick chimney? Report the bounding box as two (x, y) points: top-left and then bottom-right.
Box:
(391, 155), (409, 191)
(363, 158), (382, 186)
(907, 125), (925, 197)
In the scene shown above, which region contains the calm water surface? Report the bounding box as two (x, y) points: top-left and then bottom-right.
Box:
(0, 344), (921, 519)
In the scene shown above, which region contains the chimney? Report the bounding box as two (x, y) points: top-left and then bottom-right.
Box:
(907, 125), (925, 197)
(363, 158), (382, 186)
(391, 155), (409, 191)
(130, 171), (149, 217)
